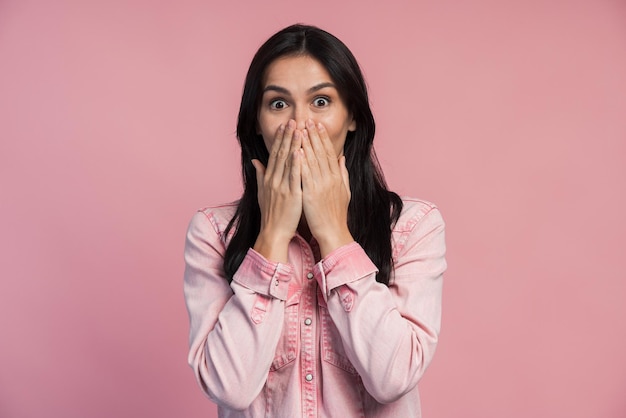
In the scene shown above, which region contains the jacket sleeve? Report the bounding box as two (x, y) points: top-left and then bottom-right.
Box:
(314, 206), (446, 404)
(183, 210), (293, 410)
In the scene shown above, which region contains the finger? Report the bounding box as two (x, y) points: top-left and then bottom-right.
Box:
(301, 128), (321, 179)
(307, 119), (338, 172)
(299, 147), (313, 192)
(282, 130), (301, 183)
(316, 121), (340, 174)
(288, 128), (303, 159)
(265, 124), (285, 177)
(289, 148), (303, 193)
(305, 119), (327, 162)
(274, 119), (296, 180)
(268, 120), (296, 180)
(316, 123), (339, 171)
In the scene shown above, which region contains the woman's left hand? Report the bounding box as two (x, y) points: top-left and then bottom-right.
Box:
(300, 119), (354, 257)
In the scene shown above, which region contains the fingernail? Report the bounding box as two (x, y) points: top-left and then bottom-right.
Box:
(288, 119), (295, 128)
(317, 122), (324, 131)
(306, 119), (314, 128)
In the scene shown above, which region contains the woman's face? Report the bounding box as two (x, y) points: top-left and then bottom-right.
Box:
(257, 54), (356, 157)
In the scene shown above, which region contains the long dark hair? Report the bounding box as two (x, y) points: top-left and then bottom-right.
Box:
(224, 24), (402, 285)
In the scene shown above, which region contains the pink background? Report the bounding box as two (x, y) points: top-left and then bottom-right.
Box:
(1, 1), (625, 417)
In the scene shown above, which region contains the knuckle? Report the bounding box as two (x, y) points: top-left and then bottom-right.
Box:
(266, 178), (278, 189)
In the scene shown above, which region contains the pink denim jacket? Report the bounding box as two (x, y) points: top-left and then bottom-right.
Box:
(183, 197), (446, 417)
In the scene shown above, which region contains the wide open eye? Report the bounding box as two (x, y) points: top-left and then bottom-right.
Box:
(313, 97), (330, 107)
(269, 99), (287, 110)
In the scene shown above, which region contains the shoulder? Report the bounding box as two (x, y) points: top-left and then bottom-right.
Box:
(393, 197), (444, 233)
(187, 202), (238, 242)
(391, 197), (445, 261)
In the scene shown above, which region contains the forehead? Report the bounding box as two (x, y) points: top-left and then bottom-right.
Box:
(262, 55), (334, 88)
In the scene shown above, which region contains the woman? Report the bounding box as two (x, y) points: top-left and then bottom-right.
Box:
(184, 24), (446, 417)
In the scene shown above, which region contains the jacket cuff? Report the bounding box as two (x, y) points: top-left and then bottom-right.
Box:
(314, 242), (378, 300)
(232, 248), (293, 300)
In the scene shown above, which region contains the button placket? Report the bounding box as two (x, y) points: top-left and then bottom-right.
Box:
(296, 238), (318, 415)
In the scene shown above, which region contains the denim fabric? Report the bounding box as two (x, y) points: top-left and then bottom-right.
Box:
(183, 198), (446, 417)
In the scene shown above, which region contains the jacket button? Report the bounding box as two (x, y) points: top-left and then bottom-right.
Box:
(305, 373), (313, 382)
(306, 272), (314, 280)
(304, 318), (312, 326)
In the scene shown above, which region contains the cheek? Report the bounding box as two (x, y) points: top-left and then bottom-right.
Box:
(321, 117), (350, 154)
(257, 115), (278, 151)
(260, 136), (271, 152)
(259, 128), (276, 152)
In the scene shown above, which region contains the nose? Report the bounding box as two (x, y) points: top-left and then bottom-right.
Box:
(292, 106), (310, 130)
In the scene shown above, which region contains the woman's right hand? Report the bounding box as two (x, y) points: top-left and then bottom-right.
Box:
(251, 119), (303, 263)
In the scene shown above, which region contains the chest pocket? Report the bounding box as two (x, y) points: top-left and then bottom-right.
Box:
(317, 292), (359, 375)
(270, 292), (300, 371)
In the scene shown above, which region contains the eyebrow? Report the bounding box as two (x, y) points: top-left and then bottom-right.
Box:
(262, 82), (337, 95)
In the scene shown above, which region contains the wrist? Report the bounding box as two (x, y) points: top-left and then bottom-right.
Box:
(253, 230), (292, 263)
(316, 229), (354, 258)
